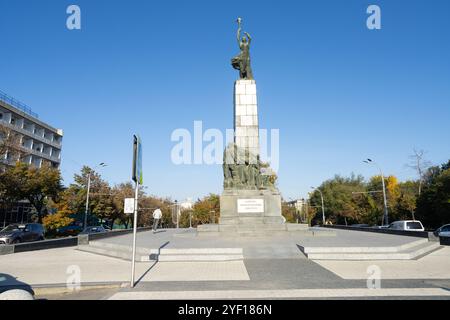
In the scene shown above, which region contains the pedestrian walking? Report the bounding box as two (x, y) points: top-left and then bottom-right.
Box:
(152, 207), (162, 232)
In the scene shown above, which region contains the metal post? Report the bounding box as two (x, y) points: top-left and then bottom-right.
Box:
(320, 191), (325, 225)
(130, 180), (139, 288)
(380, 172), (389, 225)
(365, 159), (389, 226)
(84, 172), (91, 229)
(189, 210), (192, 229)
(311, 187), (326, 225)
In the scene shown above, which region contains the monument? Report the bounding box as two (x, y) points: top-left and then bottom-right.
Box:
(199, 18), (291, 236)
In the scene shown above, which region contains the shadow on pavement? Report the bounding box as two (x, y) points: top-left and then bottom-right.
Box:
(135, 241), (170, 285)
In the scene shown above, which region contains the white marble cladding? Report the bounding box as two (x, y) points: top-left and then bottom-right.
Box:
(234, 80), (259, 156)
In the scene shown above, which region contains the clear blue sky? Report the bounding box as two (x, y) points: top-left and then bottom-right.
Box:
(1, 0), (449, 201)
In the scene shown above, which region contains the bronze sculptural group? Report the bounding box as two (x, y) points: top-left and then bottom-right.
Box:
(223, 143), (275, 191)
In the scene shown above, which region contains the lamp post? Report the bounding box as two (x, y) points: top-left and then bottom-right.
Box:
(364, 158), (389, 225)
(311, 187), (326, 225)
(84, 162), (107, 229)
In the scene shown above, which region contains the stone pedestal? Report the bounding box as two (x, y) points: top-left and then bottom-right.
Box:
(197, 78), (287, 236)
(220, 190), (284, 226)
(234, 80), (259, 162)
(220, 79), (284, 234)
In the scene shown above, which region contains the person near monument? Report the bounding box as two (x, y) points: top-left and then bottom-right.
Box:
(152, 207), (162, 232)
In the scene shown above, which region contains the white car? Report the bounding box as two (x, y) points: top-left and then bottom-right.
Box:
(388, 220), (425, 232)
(434, 224), (450, 238)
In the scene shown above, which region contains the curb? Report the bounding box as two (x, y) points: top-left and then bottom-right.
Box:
(32, 282), (127, 296)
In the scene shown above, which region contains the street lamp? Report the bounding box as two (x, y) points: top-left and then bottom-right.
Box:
(84, 162), (107, 229)
(311, 187), (325, 225)
(364, 158), (389, 225)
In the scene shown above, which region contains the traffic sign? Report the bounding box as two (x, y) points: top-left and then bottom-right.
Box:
(124, 198), (135, 214)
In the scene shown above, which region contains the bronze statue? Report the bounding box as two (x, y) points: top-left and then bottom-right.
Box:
(223, 143), (276, 191)
(231, 18), (254, 80)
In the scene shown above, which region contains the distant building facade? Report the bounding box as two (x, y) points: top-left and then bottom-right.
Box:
(0, 90), (63, 227)
(0, 90), (63, 168)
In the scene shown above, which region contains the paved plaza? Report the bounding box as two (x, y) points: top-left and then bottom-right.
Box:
(1, 228), (450, 300)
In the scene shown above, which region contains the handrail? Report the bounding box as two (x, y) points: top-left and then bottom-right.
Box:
(0, 90), (39, 119)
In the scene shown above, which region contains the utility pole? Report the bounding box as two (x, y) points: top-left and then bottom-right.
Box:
(364, 159), (389, 225)
(84, 163), (106, 229)
(311, 187), (326, 225)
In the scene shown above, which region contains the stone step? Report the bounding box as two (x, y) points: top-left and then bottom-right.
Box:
(219, 217), (285, 225)
(160, 248), (242, 255)
(303, 242), (442, 261)
(236, 231), (289, 237)
(158, 254), (244, 262)
(77, 244), (151, 262)
(78, 241), (244, 262)
(302, 239), (429, 254)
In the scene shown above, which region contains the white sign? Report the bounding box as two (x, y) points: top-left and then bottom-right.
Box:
(124, 198), (135, 214)
(237, 199), (264, 213)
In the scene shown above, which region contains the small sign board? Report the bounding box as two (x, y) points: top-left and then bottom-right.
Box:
(124, 198), (135, 214)
(237, 199), (264, 213)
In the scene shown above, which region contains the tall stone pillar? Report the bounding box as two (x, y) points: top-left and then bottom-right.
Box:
(234, 80), (259, 163)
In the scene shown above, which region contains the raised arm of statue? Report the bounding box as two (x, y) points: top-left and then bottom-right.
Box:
(236, 18), (242, 46)
(245, 32), (252, 45)
(237, 28), (242, 46)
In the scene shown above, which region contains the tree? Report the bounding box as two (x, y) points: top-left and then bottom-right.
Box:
(416, 161), (450, 228)
(396, 181), (420, 220)
(110, 182), (135, 229)
(0, 162), (62, 223)
(0, 124), (21, 167)
(309, 174), (367, 225)
(42, 195), (74, 236)
(281, 202), (297, 223)
(61, 166), (116, 226)
(407, 149), (432, 196)
(191, 194), (220, 226)
(138, 194), (172, 228)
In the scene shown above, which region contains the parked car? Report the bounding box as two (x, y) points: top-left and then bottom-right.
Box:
(372, 225), (390, 229)
(79, 226), (109, 235)
(55, 224), (84, 237)
(388, 220), (425, 232)
(351, 224), (370, 228)
(434, 224), (450, 238)
(0, 223), (45, 245)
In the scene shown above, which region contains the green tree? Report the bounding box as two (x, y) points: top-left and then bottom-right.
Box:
(61, 166), (116, 226)
(0, 162), (62, 223)
(191, 194), (220, 226)
(395, 180), (420, 220)
(310, 174), (367, 225)
(416, 161), (450, 228)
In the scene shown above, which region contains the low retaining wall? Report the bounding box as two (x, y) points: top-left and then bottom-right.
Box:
(441, 236), (450, 246)
(0, 227), (153, 256)
(322, 225), (432, 239)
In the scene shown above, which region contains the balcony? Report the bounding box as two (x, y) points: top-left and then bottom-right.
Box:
(0, 119), (62, 148)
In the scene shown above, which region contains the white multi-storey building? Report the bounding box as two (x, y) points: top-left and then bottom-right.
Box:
(0, 90), (63, 169)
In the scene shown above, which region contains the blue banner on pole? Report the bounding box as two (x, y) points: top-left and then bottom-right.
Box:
(132, 135), (143, 185)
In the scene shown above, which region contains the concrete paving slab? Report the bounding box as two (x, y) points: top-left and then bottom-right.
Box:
(0, 247), (153, 286)
(140, 261), (250, 282)
(108, 287), (450, 300)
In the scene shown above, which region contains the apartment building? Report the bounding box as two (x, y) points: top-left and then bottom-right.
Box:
(0, 90), (63, 168)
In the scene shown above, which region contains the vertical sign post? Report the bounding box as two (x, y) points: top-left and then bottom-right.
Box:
(130, 135), (143, 288)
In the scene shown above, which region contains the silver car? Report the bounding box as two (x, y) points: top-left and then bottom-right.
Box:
(434, 224), (450, 238)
